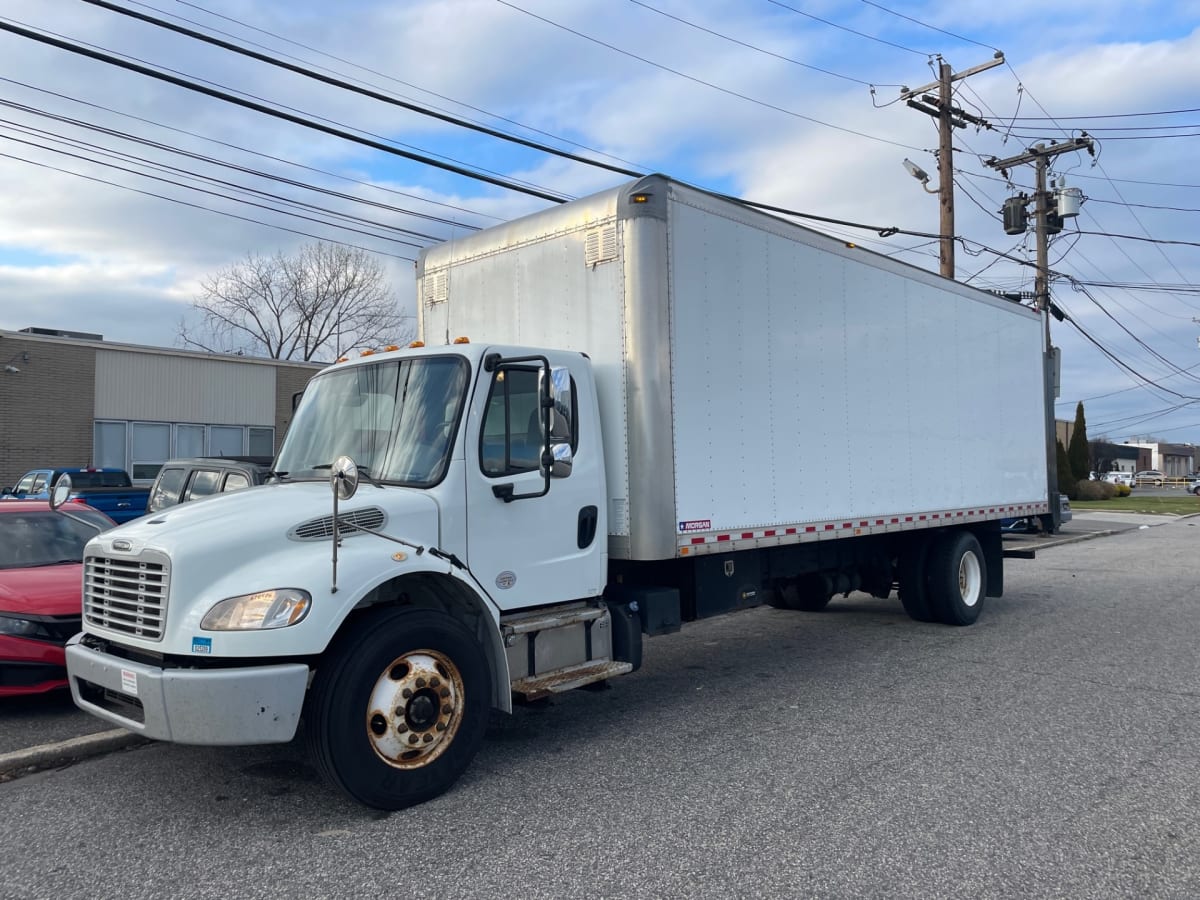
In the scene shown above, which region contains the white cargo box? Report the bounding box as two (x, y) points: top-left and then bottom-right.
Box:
(418, 176), (1048, 561)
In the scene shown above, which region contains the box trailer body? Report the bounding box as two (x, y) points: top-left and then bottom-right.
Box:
(65, 175), (1052, 811)
(418, 174), (1049, 565)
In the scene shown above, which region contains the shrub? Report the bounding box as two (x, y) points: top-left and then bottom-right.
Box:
(1075, 479), (1116, 500)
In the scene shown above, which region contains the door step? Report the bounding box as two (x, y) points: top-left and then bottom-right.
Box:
(511, 659), (633, 702)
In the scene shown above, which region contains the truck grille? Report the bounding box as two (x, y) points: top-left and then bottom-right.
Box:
(84, 553), (170, 641)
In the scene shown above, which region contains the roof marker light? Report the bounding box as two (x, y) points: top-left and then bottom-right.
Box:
(453, 336), (471, 344)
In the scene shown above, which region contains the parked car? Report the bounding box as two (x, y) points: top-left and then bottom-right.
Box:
(1000, 494), (1071, 534)
(0, 500), (115, 696)
(1189, 477), (1200, 496)
(1, 467), (150, 524)
(1101, 471), (1132, 486)
(147, 456), (275, 514)
(1133, 470), (1165, 487)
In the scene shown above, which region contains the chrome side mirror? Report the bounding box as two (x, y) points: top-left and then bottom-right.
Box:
(544, 365), (574, 479)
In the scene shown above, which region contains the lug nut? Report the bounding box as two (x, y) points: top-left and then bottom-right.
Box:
(436, 723), (446, 732)
(401, 688), (412, 699)
(440, 687), (450, 698)
(422, 734), (433, 743)
(408, 734), (419, 745)
(430, 677), (440, 688)
(416, 677), (427, 688)
(442, 704), (453, 715)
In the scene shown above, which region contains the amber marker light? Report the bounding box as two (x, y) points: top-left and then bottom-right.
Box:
(453, 336), (471, 344)
(409, 340), (425, 348)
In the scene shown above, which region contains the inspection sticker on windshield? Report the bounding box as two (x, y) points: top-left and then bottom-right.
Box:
(120, 668), (138, 696)
(678, 519), (711, 533)
(192, 637), (212, 655)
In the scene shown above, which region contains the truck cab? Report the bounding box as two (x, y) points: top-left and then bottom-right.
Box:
(66, 342), (616, 809)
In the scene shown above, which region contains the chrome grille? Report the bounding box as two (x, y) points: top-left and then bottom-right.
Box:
(84, 553), (169, 641)
(290, 507), (386, 540)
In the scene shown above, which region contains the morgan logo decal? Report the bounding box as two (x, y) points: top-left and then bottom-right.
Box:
(678, 519), (712, 533)
(495, 571), (517, 590)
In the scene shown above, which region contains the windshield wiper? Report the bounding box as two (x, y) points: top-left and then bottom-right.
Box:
(25, 559), (80, 568)
(311, 463), (384, 488)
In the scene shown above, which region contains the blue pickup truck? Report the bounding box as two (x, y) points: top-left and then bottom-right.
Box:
(1, 467), (150, 524)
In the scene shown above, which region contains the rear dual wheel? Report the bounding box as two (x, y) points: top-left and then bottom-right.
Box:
(899, 531), (986, 626)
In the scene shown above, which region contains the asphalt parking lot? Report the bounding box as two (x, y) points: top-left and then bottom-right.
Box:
(3, 509), (1199, 899)
(0, 509), (1178, 764)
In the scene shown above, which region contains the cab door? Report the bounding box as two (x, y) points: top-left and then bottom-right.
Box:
(463, 351), (606, 611)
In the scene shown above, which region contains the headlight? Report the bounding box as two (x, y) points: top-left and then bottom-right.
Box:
(0, 614), (50, 638)
(201, 589), (311, 631)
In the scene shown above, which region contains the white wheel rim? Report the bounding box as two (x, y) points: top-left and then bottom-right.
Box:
(957, 551), (982, 607)
(365, 649), (464, 769)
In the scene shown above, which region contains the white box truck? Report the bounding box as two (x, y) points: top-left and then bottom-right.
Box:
(65, 175), (1051, 809)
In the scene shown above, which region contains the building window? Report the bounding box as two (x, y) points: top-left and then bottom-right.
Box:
(130, 422), (171, 481)
(248, 427), (274, 457)
(176, 424), (205, 458)
(94, 421), (127, 469)
(209, 426), (244, 457)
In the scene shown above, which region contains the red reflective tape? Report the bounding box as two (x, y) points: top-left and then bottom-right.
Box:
(875, 519), (884, 526)
(786, 528), (797, 535)
(691, 537), (705, 545)
(824, 524), (835, 531)
(891, 518), (899, 523)
(905, 516), (913, 522)
(741, 532), (754, 540)
(716, 534), (730, 542)
(919, 515), (927, 521)
(805, 526), (816, 533)
(859, 521), (868, 527)
(842, 522), (852, 529)
(764, 529), (776, 537)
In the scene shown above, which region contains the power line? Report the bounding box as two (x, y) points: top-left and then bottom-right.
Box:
(494, 0), (925, 152)
(0, 75), (500, 225)
(626, 0), (900, 87)
(80, 0), (643, 179)
(859, 0), (1002, 53)
(766, 0), (931, 55)
(0, 148), (416, 260)
(169, 0), (649, 174)
(0, 17), (575, 203)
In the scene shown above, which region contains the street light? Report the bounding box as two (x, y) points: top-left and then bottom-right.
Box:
(902, 158), (939, 194)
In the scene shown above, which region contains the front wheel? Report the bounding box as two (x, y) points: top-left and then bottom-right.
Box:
(927, 531), (987, 626)
(305, 607), (491, 809)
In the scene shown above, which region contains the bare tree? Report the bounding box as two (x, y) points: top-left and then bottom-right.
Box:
(179, 243), (413, 360)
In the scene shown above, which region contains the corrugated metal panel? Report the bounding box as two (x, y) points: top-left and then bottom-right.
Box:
(94, 350), (276, 424)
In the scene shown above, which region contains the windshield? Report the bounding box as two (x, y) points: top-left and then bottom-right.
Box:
(0, 510), (114, 570)
(275, 355), (469, 486)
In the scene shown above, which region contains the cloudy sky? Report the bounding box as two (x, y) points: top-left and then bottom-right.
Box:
(0, 0), (1198, 443)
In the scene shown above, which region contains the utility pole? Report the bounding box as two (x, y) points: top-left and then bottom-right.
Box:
(984, 136), (1094, 534)
(900, 52), (1004, 279)
(985, 136), (1095, 349)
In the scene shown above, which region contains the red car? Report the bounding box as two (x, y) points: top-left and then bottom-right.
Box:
(0, 500), (114, 696)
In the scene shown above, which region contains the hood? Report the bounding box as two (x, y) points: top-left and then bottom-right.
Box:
(89, 480), (440, 558)
(0, 563), (83, 616)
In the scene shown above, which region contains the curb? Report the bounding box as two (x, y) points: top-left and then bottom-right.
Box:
(0, 729), (149, 782)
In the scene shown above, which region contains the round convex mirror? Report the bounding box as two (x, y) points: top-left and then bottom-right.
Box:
(330, 456), (359, 501)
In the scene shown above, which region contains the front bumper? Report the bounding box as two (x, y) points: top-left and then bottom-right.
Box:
(65, 634), (309, 745)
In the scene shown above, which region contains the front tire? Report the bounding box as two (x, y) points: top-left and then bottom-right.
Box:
(927, 531), (987, 626)
(305, 607), (491, 810)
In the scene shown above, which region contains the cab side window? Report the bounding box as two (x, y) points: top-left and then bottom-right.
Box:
(149, 467), (186, 512)
(222, 472), (250, 492)
(480, 367), (579, 477)
(480, 367), (542, 477)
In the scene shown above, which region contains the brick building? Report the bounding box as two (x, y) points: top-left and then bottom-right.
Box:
(0, 329), (322, 489)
